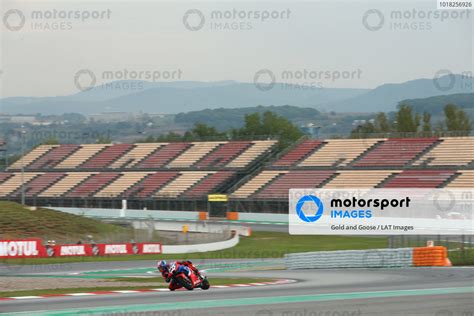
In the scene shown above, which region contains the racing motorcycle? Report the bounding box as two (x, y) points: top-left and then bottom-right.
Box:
(168, 263), (210, 291)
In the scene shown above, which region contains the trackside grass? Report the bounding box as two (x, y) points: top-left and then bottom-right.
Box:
(0, 201), (133, 242)
(449, 249), (474, 266)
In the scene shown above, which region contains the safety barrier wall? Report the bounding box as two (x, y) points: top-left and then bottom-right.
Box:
(132, 221), (251, 236)
(51, 207), (200, 221)
(1, 233), (241, 258)
(412, 246), (449, 266)
(285, 246), (449, 269)
(228, 212), (288, 223)
(161, 233), (239, 254)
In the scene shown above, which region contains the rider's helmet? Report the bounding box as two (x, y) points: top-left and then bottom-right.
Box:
(157, 260), (168, 273)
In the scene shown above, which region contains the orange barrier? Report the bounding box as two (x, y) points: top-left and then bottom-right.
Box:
(198, 212), (208, 221)
(226, 212), (239, 220)
(412, 246), (449, 266)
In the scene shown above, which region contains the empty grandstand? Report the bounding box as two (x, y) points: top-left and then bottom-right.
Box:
(7, 141), (277, 171)
(0, 137), (472, 214)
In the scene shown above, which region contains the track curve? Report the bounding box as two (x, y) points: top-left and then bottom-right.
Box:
(1, 259), (473, 315)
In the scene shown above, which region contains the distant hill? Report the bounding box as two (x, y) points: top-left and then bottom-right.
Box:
(324, 75), (473, 112)
(1, 74), (471, 115)
(397, 93), (473, 116)
(0, 81), (367, 115)
(174, 105), (323, 130)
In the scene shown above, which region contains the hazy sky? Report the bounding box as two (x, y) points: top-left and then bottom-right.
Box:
(1, 0), (472, 98)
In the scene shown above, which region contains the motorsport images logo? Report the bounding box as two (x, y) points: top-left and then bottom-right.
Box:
(296, 193), (411, 223)
(289, 188), (474, 235)
(296, 195), (324, 222)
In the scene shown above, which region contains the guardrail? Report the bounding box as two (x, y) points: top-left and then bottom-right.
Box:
(132, 221), (252, 236)
(51, 207), (200, 221)
(227, 211), (288, 223)
(162, 233), (239, 254)
(285, 246), (450, 269)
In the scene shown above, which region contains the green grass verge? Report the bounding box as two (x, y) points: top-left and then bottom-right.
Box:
(2, 232), (388, 264)
(449, 249), (474, 266)
(0, 201), (132, 242)
(0, 277), (274, 297)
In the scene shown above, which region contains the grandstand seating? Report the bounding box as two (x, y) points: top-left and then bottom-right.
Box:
(8, 145), (56, 170)
(0, 173), (39, 197)
(11, 172), (66, 197)
(414, 137), (474, 166)
(446, 170), (474, 188)
(39, 172), (95, 197)
(80, 144), (134, 169)
(324, 170), (397, 188)
(109, 143), (164, 169)
(167, 142), (223, 168)
(226, 140), (276, 168)
(230, 170), (285, 199)
(272, 140), (323, 167)
(6, 140), (278, 172)
(182, 171), (235, 198)
(65, 173), (121, 197)
(299, 139), (382, 167)
(1, 137), (472, 204)
(123, 172), (179, 198)
(382, 170), (456, 188)
(55, 144), (109, 169)
(27, 145), (79, 170)
(136, 143), (192, 169)
(255, 170), (335, 199)
(353, 138), (438, 167)
(195, 142), (252, 168)
(94, 172), (151, 198)
(155, 171), (210, 198)
(0, 173), (13, 185)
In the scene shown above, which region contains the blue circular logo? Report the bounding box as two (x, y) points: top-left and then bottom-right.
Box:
(296, 195), (324, 222)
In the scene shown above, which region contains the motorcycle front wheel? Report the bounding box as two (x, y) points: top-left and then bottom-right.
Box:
(201, 278), (210, 290)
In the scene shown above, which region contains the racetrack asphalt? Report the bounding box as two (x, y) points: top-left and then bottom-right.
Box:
(1, 259), (473, 316)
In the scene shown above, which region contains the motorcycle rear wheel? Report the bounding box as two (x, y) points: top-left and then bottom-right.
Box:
(176, 275), (194, 290)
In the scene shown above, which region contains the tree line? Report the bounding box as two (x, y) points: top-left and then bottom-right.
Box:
(351, 104), (472, 137)
(139, 111), (304, 149)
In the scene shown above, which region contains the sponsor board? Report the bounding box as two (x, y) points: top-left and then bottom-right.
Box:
(208, 194), (228, 202)
(53, 244), (92, 257)
(140, 243), (162, 254)
(0, 239), (44, 258)
(0, 240), (162, 258)
(96, 243), (133, 255)
(289, 188), (473, 235)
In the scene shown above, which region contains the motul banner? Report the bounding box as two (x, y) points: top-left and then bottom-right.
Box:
(51, 244), (93, 257)
(138, 243), (162, 254)
(0, 240), (162, 258)
(0, 239), (45, 258)
(96, 243), (134, 255)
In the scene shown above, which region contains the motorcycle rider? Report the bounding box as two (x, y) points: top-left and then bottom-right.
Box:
(157, 259), (203, 282)
(157, 260), (204, 291)
(157, 260), (171, 281)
